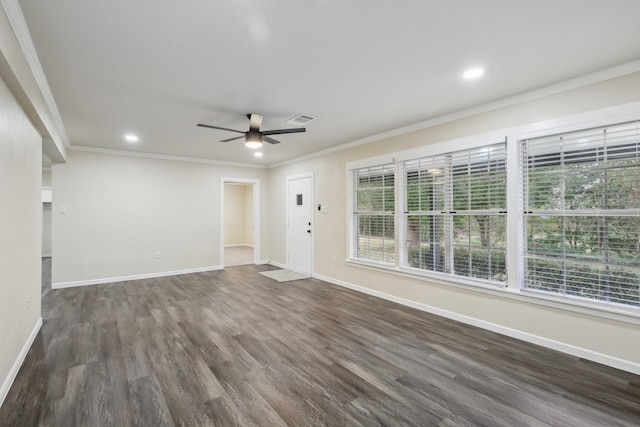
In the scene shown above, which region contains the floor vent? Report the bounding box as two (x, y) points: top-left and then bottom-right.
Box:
(286, 114), (316, 126)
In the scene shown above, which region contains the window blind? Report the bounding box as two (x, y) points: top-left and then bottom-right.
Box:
(352, 164), (395, 264)
(521, 121), (640, 307)
(402, 142), (507, 282)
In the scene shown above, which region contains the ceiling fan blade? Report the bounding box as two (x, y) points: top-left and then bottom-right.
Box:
(263, 136), (281, 145)
(197, 123), (245, 134)
(262, 127), (306, 136)
(221, 135), (245, 143)
(248, 113), (263, 132)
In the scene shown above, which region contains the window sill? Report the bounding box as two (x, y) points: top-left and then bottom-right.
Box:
(346, 258), (640, 326)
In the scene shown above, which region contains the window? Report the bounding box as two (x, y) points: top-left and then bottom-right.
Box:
(351, 164), (395, 264)
(521, 121), (640, 307)
(402, 143), (507, 283)
(347, 111), (640, 314)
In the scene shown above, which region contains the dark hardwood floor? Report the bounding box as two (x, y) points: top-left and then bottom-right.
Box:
(41, 257), (51, 297)
(1, 264), (639, 426)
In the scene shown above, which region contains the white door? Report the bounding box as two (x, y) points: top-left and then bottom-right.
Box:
(287, 175), (313, 275)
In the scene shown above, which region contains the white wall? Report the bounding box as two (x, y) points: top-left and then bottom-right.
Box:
(52, 150), (268, 285)
(42, 203), (52, 256)
(0, 76), (42, 404)
(42, 170), (52, 256)
(267, 72), (640, 371)
(224, 184), (253, 246)
(244, 185), (254, 246)
(42, 170), (51, 186)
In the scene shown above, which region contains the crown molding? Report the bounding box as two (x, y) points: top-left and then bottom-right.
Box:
(68, 145), (267, 169)
(0, 0), (69, 148)
(269, 60), (640, 169)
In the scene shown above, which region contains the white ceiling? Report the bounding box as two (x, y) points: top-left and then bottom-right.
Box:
(19, 0), (640, 166)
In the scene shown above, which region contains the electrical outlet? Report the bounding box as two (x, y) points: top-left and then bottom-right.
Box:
(332, 256), (337, 265)
(154, 251), (161, 259)
(27, 295), (31, 311)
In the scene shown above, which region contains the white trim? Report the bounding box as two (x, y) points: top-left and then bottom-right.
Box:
(52, 266), (222, 289)
(70, 145), (267, 169)
(345, 103), (640, 322)
(0, 0), (70, 148)
(269, 61), (640, 169)
(345, 154), (397, 171)
(41, 253), (52, 258)
(345, 101), (640, 176)
(514, 102), (640, 141)
(224, 244), (254, 248)
(0, 316), (42, 408)
(313, 273), (640, 375)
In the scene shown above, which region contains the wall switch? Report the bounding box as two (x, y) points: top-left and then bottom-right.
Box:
(320, 205), (329, 214)
(154, 251), (161, 259)
(59, 206), (67, 214)
(27, 295), (31, 311)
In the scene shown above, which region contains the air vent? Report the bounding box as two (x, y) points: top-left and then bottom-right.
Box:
(286, 114), (316, 126)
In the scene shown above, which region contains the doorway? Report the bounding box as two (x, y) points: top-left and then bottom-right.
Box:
(286, 174), (313, 275)
(221, 178), (260, 267)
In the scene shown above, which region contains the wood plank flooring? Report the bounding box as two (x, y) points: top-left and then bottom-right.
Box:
(41, 257), (51, 296)
(1, 264), (639, 426)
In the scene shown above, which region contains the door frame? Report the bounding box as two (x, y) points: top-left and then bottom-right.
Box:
(220, 177), (260, 267)
(286, 173), (314, 275)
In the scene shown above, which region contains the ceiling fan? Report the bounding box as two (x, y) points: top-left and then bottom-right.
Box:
(197, 113), (306, 149)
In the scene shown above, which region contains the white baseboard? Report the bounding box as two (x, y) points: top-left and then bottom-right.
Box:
(52, 265), (223, 289)
(313, 273), (640, 375)
(42, 254), (52, 258)
(0, 317), (42, 408)
(224, 244), (254, 248)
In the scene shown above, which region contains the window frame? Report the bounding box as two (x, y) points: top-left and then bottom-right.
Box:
(345, 102), (640, 323)
(519, 121), (640, 308)
(347, 156), (397, 267)
(398, 142), (508, 286)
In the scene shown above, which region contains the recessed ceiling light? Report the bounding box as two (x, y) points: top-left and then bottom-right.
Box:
(254, 152), (263, 157)
(463, 68), (485, 80)
(124, 134), (139, 143)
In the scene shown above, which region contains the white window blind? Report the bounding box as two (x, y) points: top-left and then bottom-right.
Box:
(352, 164), (395, 264)
(521, 121), (640, 307)
(402, 142), (507, 283)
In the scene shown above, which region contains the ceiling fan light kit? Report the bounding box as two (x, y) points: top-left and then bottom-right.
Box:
(197, 113), (306, 151)
(245, 131), (263, 149)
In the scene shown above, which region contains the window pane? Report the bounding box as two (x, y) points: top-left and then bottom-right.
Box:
(453, 215), (506, 281)
(525, 259), (640, 306)
(406, 214), (445, 272)
(522, 120), (640, 307)
(352, 164), (395, 265)
(606, 164), (640, 209)
(357, 214), (395, 264)
(404, 142), (506, 284)
(527, 167), (561, 210)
